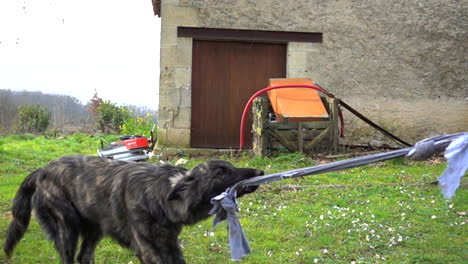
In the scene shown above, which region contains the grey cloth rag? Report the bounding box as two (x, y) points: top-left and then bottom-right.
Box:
(210, 189), (251, 261)
(210, 132), (467, 261)
(438, 134), (468, 199)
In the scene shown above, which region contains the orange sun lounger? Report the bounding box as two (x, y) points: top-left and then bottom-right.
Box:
(267, 78), (329, 122)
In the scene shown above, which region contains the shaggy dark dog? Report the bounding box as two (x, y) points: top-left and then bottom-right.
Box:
(3, 155), (263, 264)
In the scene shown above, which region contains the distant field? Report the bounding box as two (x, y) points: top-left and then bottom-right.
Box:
(0, 134), (466, 263)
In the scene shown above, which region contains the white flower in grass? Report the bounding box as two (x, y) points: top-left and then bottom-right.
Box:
(209, 231), (215, 237)
(320, 248), (328, 254)
(320, 215), (324, 220)
(314, 258), (319, 263)
(351, 261), (356, 264)
(431, 215), (437, 219)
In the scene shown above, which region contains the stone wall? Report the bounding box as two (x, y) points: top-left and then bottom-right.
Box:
(158, 0), (467, 148)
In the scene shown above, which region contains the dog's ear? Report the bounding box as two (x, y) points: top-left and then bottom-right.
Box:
(167, 183), (188, 200)
(167, 176), (196, 201)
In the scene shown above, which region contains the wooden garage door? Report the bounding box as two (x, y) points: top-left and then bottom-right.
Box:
(191, 40), (286, 148)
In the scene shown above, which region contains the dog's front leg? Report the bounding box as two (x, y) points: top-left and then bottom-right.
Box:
(135, 244), (186, 264)
(130, 224), (186, 264)
(162, 237), (186, 264)
(76, 223), (103, 264)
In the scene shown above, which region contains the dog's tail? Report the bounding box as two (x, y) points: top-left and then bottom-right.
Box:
(3, 169), (40, 258)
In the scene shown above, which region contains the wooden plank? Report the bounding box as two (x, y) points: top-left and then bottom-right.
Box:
(327, 97), (339, 153)
(304, 127), (330, 150)
(268, 129), (297, 152)
(298, 122), (304, 153)
(252, 97), (269, 156)
(268, 121), (331, 130)
(178, 27), (323, 43)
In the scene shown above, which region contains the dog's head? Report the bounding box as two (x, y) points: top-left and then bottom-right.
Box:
(167, 160), (263, 202)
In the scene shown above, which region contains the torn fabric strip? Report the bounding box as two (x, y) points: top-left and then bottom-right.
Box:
(210, 133), (466, 261)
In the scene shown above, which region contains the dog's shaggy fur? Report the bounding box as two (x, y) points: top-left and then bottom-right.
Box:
(3, 155), (263, 264)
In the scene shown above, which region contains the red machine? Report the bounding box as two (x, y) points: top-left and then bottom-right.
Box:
(97, 134), (155, 161)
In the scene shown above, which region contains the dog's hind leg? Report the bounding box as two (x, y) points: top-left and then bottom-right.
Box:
(32, 191), (80, 264)
(76, 221), (102, 264)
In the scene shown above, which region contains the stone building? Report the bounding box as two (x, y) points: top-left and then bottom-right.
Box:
(153, 0), (467, 149)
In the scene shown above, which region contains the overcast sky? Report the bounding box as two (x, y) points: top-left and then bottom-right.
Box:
(0, 0), (161, 110)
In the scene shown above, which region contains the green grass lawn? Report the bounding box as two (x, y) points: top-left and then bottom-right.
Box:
(0, 134), (466, 263)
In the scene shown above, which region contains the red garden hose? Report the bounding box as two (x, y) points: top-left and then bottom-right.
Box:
(239, 84), (344, 149)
